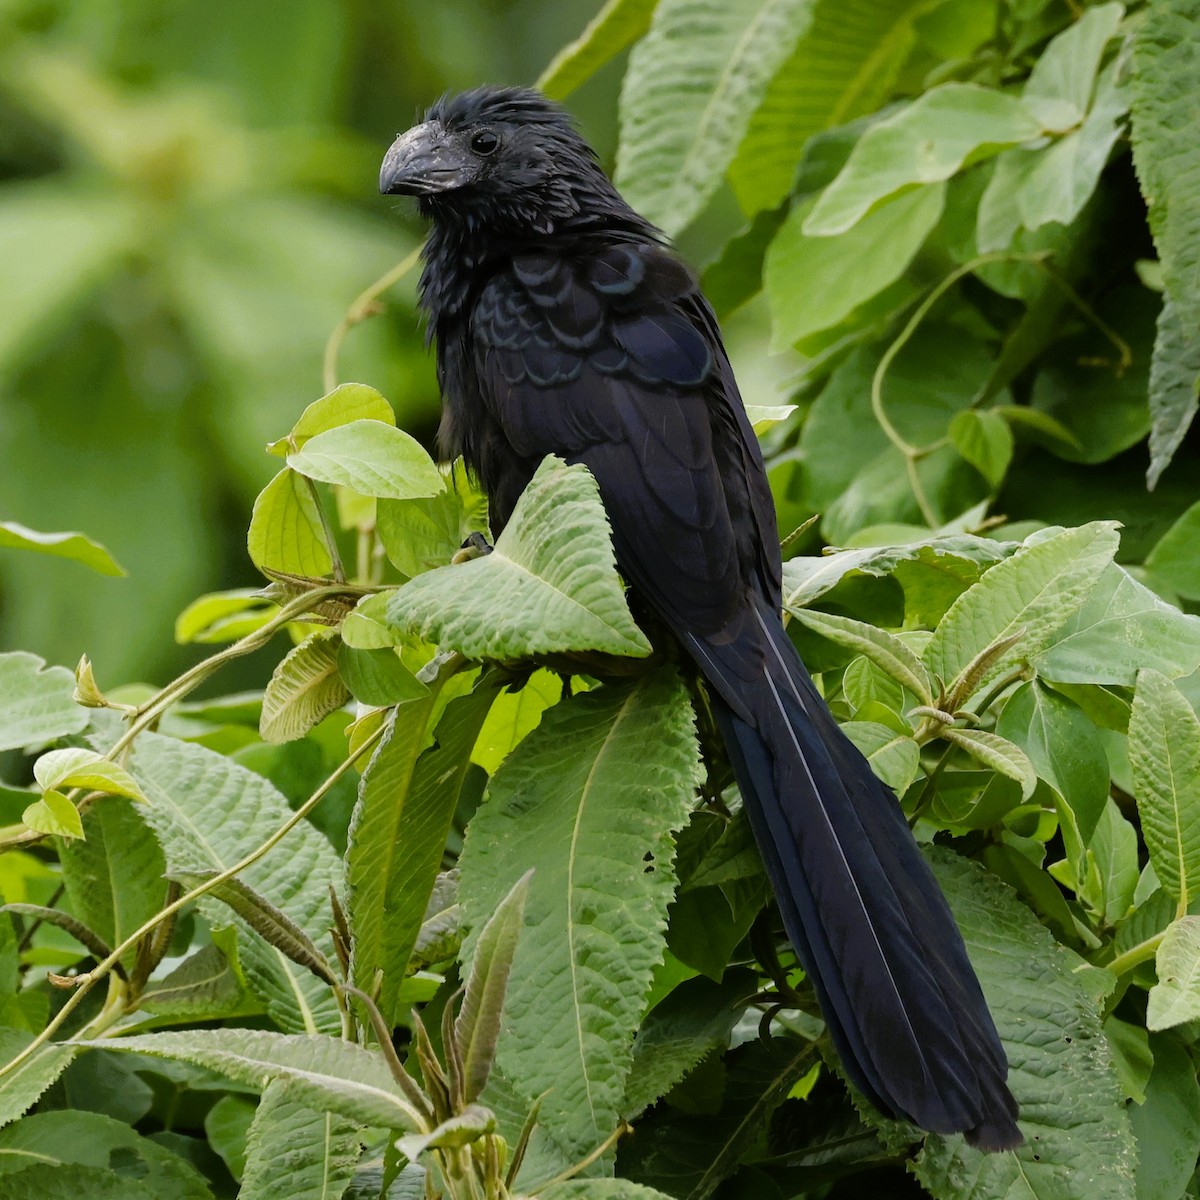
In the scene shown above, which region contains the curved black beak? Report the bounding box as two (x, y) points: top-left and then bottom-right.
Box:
(380, 123), (474, 196)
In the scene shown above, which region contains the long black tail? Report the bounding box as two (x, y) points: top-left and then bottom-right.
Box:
(685, 598), (1021, 1151)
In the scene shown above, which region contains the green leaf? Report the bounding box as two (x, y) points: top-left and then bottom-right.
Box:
(1145, 499), (1200, 601)
(131, 734), (343, 1034)
(0, 1028), (77, 1129)
(940, 728), (1037, 799)
(238, 1081), (362, 1200)
(1131, 0), (1200, 485)
(267, 382), (395, 456)
(458, 668), (701, 1159)
(1147, 916), (1200, 1030)
(0, 521), (125, 577)
(260, 630), (350, 744)
(0, 1166), (154, 1200)
(841, 721), (921, 795)
(616, 0), (814, 235)
(765, 184), (945, 347)
(0, 652), (87, 753)
(386, 457), (652, 660)
(396, 1106), (494, 1161)
(472, 670), (563, 775)
(347, 673), (502, 1025)
(286, 420), (444, 501)
(1129, 670), (1200, 911)
(1034, 563), (1200, 686)
(728, 0), (931, 216)
(924, 522), (1120, 694)
(85, 1030), (423, 1131)
(538, 0), (659, 100)
(140, 942), (245, 1021)
(456, 871), (531, 1104)
(247, 469), (333, 578)
(33, 748), (147, 804)
(1127, 1034), (1200, 1200)
(542, 1184), (677, 1200)
(915, 850), (1137, 1200)
(377, 463), (489, 579)
(805, 84), (1044, 235)
(411, 871), (462, 971)
(175, 589), (277, 644)
(948, 409), (1014, 487)
(1023, 2), (1123, 128)
(336, 644), (427, 707)
(204, 1094), (256, 1182)
(22, 790), (84, 839)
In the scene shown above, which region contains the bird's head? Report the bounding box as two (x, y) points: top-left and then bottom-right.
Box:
(380, 86), (638, 238)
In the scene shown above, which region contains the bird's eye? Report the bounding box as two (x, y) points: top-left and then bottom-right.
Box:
(470, 130), (500, 156)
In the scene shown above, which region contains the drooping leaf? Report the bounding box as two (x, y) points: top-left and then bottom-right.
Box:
(386, 457), (652, 660)
(0, 521), (125, 576)
(267, 382), (395, 457)
(940, 728), (1037, 799)
(1147, 916), (1200, 1030)
(458, 668), (701, 1159)
(538, 0), (659, 100)
(542, 1184), (678, 1200)
(174, 589), (278, 644)
(616, 0), (814, 235)
(140, 942), (245, 1021)
(286, 420), (444, 501)
(0, 1028), (77, 1129)
(260, 630), (350, 744)
(247, 468), (333, 578)
(21, 790), (84, 839)
(0, 652), (87, 753)
(842, 721), (921, 794)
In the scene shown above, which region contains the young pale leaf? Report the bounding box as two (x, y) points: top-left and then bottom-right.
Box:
(131, 734), (342, 1034)
(33, 748), (147, 804)
(22, 791), (83, 839)
(286, 420), (444, 501)
(260, 630), (349, 744)
(267, 382), (395, 457)
(0, 521), (125, 576)
(1129, 669), (1200, 911)
(924, 522), (1119, 694)
(0, 652), (87, 753)
(455, 871), (531, 1104)
(1023, 2), (1124, 128)
(377, 465), (489, 578)
(395, 1104), (494, 1161)
(842, 721), (921, 795)
(805, 84), (1044, 235)
(247, 469), (333, 578)
(472, 670), (563, 775)
(237, 1081), (362, 1200)
(82, 1031), (423, 1132)
(948, 410), (1014, 487)
(1130, 0), (1200, 486)
(175, 589), (277, 644)
(386, 457), (652, 660)
(940, 728), (1037, 800)
(1147, 917), (1200, 1031)
(616, 0), (814, 235)
(791, 608), (933, 704)
(765, 184), (944, 347)
(458, 668), (701, 1159)
(538, 0), (659, 100)
(915, 850), (1137, 1200)
(0, 1029), (77, 1129)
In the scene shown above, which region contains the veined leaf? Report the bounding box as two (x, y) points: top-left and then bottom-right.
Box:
(458, 668), (701, 1159)
(1147, 916), (1200, 1030)
(247, 469), (333, 578)
(377, 463), (489, 579)
(542, 1184), (678, 1199)
(286, 420), (444, 501)
(267, 382), (395, 457)
(1129, 669), (1200, 912)
(538, 0), (659, 100)
(140, 943), (244, 1021)
(0, 1029), (77, 1129)
(1130, 0), (1200, 485)
(0, 521), (125, 576)
(386, 457), (651, 660)
(616, 0), (814, 235)
(842, 721), (921, 794)
(83, 1031), (423, 1132)
(940, 728), (1037, 800)
(175, 589), (277, 645)
(0, 652), (87, 753)
(948, 409), (1014, 487)
(22, 791), (83, 840)
(260, 630), (349, 744)
(34, 748), (146, 804)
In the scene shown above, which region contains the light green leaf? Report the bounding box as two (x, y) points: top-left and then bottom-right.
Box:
(34, 748), (147, 804)
(1129, 669), (1200, 911)
(83, 1030), (422, 1131)
(140, 943), (244, 1021)
(396, 1106), (494, 1161)
(386, 457), (652, 660)
(941, 728), (1037, 799)
(0, 1166), (155, 1200)
(267, 382), (395, 456)
(1145, 498), (1200, 601)
(247, 469), (333, 578)
(341, 591), (403, 650)
(924, 522), (1120, 693)
(377, 465), (489, 578)
(22, 790), (84, 840)
(915, 850), (1137, 1200)
(765, 183), (945, 347)
(1023, 2), (1124, 128)
(616, 0), (814, 235)
(458, 669), (701, 1159)
(841, 721), (921, 794)
(175, 589), (277, 644)
(791, 608), (932, 703)
(1130, 0), (1200, 485)
(1127, 1034), (1200, 1200)
(0, 651), (87, 753)
(286, 420), (444, 501)
(260, 630), (350, 744)
(131, 734), (342, 1034)
(472, 670), (563, 775)
(1085, 801), (1140, 927)
(745, 403), (798, 433)
(729, 0), (931, 216)
(336, 644), (427, 707)
(805, 84), (1044, 235)
(542, 1184), (677, 1200)
(1034, 563), (1200, 686)
(1147, 917), (1200, 1030)
(0, 1029), (77, 1129)
(0, 521), (125, 577)
(538, 0), (659, 100)
(238, 1081), (362, 1200)
(948, 409), (1014, 487)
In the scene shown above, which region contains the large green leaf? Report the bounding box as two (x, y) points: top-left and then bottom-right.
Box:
(0, 652), (86, 753)
(286, 420), (444, 501)
(0, 521), (125, 576)
(458, 668), (701, 1159)
(131, 734), (342, 1034)
(386, 457), (651, 660)
(247, 468), (333, 578)
(538, 0), (659, 100)
(1128, 670), (1200, 911)
(616, 0), (814, 234)
(267, 382), (395, 457)
(915, 851), (1137, 1200)
(1127, 1034), (1200, 1200)
(728, 0), (931, 216)
(0, 1029), (77, 1129)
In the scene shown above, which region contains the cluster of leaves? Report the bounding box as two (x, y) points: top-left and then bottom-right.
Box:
(1, 1), (1200, 1199)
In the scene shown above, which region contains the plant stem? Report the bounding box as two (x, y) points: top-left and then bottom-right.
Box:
(1102, 931), (1166, 979)
(303, 475), (346, 583)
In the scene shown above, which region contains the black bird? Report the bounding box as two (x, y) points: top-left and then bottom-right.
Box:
(380, 86), (1021, 1151)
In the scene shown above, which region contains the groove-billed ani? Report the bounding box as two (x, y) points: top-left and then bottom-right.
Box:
(380, 86), (1021, 1151)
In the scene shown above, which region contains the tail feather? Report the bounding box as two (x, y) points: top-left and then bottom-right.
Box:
(687, 601), (1021, 1151)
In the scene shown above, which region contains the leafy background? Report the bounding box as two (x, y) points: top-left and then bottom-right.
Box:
(2, 0), (1200, 1198)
